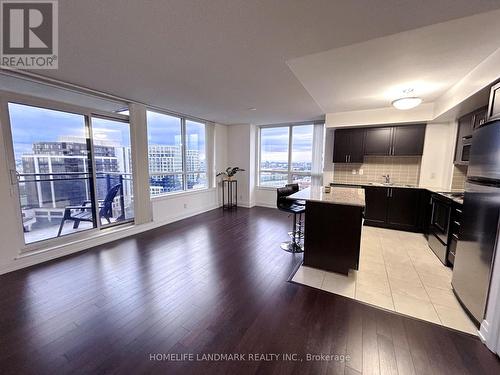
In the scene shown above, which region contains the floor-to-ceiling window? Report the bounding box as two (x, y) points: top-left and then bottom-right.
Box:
(146, 110), (207, 197)
(91, 116), (134, 225)
(258, 124), (313, 188)
(6, 101), (134, 245)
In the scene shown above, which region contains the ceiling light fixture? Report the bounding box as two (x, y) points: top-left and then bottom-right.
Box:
(392, 88), (422, 110)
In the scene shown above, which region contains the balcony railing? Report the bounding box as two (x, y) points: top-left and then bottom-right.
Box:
(16, 171), (134, 244)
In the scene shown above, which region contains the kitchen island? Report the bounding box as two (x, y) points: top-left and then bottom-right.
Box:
(289, 186), (365, 275)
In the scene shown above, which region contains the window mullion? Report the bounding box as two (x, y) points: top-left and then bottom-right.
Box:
(288, 125), (293, 184)
(87, 116), (101, 231)
(181, 118), (187, 191)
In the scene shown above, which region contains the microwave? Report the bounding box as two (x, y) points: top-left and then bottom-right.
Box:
(460, 137), (472, 163)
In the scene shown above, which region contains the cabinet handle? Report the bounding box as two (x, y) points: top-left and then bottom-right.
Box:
(348, 155), (351, 162)
(455, 208), (462, 213)
(345, 155), (348, 163)
(454, 221), (460, 226)
(390, 188), (393, 197)
(387, 188), (390, 198)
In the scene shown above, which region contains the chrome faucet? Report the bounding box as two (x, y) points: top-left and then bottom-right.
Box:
(382, 174), (391, 184)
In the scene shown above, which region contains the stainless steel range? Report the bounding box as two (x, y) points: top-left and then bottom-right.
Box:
(428, 192), (464, 266)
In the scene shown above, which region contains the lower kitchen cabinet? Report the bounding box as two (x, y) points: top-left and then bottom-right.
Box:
(386, 188), (420, 229)
(364, 186), (388, 224)
(364, 186), (422, 231)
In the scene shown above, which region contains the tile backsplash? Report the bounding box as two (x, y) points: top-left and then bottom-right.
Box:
(451, 165), (467, 191)
(332, 156), (421, 186)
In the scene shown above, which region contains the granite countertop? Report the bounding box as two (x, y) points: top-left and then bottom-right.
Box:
(288, 186), (365, 207)
(329, 181), (464, 204)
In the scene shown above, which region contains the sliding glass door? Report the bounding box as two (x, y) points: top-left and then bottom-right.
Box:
(90, 116), (134, 227)
(6, 101), (134, 245)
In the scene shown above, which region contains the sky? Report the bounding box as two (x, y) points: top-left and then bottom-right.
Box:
(8, 104), (205, 162)
(8, 103), (305, 166)
(260, 125), (313, 163)
(147, 111), (206, 158)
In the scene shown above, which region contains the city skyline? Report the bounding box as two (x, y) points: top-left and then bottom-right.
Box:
(260, 125), (314, 162)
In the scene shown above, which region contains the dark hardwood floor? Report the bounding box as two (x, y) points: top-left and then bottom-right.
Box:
(0, 207), (498, 374)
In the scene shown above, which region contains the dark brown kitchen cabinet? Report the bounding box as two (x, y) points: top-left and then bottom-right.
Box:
(386, 188), (420, 229)
(333, 128), (364, 163)
(364, 127), (392, 155)
(333, 129), (350, 163)
(364, 186), (421, 231)
(454, 113), (473, 165)
(392, 124), (426, 156)
(472, 107), (487, 130)
(454, 106), (488, 165)
(363, 124), (426, 156)
(364, 186), (388, 224)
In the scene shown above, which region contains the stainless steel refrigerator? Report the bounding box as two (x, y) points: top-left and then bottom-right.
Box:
(452, 119), (500, 325)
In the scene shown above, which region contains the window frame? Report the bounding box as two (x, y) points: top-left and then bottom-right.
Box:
(257, 123), (313, 189)
(0, 90), (134, 252)
(146, 109), (208, 197)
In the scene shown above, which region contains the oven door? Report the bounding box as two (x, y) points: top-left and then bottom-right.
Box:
(430, 196), (451, 244)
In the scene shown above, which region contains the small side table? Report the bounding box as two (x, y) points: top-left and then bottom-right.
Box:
(222, 179), (237, 209)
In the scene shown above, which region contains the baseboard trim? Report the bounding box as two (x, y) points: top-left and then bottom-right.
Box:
(479, 320), (489, 343)
(0, 203), (219, 275)
(255, 202), (277, 209)
(236, 202), (256, 208)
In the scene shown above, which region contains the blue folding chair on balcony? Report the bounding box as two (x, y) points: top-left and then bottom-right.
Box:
(57, 183), (122, 237)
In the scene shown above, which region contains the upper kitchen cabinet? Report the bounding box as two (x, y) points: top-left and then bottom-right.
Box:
(364, 124), (426, 156)
(333, 129), (350, 163)
(333, 128), (365, 163)
(392, 124), (426, 156)
(364, 127), (392, 155)
(454, 106), (487, 165)
(472, 107), (487, 131)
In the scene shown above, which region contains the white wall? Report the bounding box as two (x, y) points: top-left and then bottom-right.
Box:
(326, 103), (435, 128)
(419, 121), (457, 190)
(226, 124), (256, 207)
(255, 189), (277, 208)
(323, 129), (335, 183)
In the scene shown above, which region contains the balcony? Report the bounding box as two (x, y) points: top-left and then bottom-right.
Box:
(18, 172), (134, 244)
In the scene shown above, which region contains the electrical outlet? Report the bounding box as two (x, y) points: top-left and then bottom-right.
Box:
(183, 203), (187, 209)
(359, 169), (364, 175)
(352, 169), (356, 175)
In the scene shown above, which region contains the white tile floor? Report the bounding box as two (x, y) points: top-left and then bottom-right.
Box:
(291, 226), (478, 335)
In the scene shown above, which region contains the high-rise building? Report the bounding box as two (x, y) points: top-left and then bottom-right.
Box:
(20, 139), (131, 221)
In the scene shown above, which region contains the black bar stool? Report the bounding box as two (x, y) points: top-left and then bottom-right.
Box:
(277, 185), (305, 253)
(286, 183), (306, 206)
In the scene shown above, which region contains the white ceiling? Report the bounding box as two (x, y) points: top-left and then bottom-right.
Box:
(287, 9), (500, 114)
(32, 1), (500, 125)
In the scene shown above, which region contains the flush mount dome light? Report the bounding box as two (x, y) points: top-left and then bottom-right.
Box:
(391, 89), (422, 110)
(392, 97), (422, 110)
